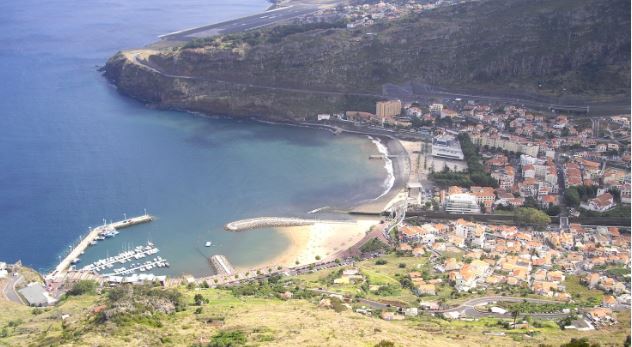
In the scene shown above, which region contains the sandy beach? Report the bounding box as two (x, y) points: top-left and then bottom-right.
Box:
(237, 218), (379, 271)
(232, 135), (411, 273)
(350, 136), (411, 214)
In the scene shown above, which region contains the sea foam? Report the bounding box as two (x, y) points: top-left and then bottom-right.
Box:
(368, 136), (395, 200)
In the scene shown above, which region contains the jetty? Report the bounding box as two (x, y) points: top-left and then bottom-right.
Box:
(224, 217), (347, 232)
(48, 214), (153, 279)
(209, 255), (235, 276)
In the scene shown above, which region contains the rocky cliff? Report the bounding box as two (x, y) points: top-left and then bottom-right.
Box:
(104, 0), (630, 119)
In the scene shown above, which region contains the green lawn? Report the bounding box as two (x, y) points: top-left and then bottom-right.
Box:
(564, 275), (604, 304)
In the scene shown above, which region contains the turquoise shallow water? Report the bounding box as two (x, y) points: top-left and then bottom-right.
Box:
(0, 0), (387, 276)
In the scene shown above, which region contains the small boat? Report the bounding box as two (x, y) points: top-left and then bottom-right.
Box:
(205, 241), (212, 247)
(71, 258), (80, 264)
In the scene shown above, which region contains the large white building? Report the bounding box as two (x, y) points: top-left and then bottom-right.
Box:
(445, 193), (480, 214)
(432, 135), (464, 160)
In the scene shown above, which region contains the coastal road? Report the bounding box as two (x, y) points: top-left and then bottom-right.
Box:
(383, 83), (630, 116)
(156, 1), (336, 44)
(125, 50), (630, 118)
(1, 274), (25, 305)
(310, 289), (573, 319)
(436, 296), (572, 319)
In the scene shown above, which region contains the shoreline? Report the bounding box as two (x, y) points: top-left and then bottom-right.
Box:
(180, 112), (412, 271)
(235, 218), (380, 272)
(219, 120), (412, 272)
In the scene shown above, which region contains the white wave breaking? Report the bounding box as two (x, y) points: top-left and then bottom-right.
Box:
(368, 136), (395, 200)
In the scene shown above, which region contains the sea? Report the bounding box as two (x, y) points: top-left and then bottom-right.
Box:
(0, 0), (390, 276)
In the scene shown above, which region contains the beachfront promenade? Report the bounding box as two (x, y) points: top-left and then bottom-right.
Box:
(225, 217), (346, 231)
(48, 214), (153, 279)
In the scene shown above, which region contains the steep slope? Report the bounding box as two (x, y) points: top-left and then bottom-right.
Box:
(104, 0), (630, 119)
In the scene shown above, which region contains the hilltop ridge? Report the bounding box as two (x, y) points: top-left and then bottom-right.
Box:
(103, 0), (630, 119)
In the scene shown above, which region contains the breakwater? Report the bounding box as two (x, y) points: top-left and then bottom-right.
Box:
(48, 214), (153, 280)
(225, 217), (314, 231)
(224, 217), (346, 232)
(209, 255), (235, 275)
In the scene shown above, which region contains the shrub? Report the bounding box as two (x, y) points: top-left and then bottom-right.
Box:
(375, 259), (387, 265)
(67, 280), (97, 296)
(209, 330), (247, 347)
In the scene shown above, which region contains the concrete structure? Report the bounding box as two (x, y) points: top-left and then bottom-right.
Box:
(432, 134), (464, 160)
(471, 134), (539, 157)
(445, 193), (480, 214)
(210, 255), (235, 276)
(376, 100), (402, 119)
(18, 282), (56, 307)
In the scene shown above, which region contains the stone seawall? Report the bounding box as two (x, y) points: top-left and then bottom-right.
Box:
(225, 217), (316, 231)
(225, 217), (348, 231)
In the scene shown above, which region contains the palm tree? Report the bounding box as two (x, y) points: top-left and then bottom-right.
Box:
(511, 309), (520, 328)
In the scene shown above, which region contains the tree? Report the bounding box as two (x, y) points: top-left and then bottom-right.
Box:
(511, 309), (520, 328)
(193, 293), (205, 306)
(546, 205), (561, 216)
(608, 187), (621, 203)
(564, 187), (581, 207)
(514, 207), (551, 226)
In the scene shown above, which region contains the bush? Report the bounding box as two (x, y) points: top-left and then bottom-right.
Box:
(209, 330), (247, 347)
(375, 259), (387, 265)
(67, 280), (97, 296)
(360, 238), (389, 254)
(514, 207), (551, 226)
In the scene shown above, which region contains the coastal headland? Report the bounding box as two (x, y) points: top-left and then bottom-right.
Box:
(103, 0), (630, 120)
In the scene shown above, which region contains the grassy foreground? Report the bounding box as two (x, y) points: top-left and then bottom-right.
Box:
(0, 280), (629, 347)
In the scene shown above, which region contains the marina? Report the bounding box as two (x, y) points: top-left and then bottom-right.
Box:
(81, 242), (161, 273)
(103, 256), (170, 276)
(48, 213), (153, 280)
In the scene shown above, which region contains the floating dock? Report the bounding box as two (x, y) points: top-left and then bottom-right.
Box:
(81, 242), (159, 273)
(48, 214), (153, 279)
(209, 255), (235, 276)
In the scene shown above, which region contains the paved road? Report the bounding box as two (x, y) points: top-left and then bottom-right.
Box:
(2, 274), (25, 305)
(383, 84), (630, 116)
(156, 1), (336, 44)
(310, 289), (574, 319)
(437, 296), (572, 319)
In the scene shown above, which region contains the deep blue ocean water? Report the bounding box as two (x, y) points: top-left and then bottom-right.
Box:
(0, 0), (387, 276)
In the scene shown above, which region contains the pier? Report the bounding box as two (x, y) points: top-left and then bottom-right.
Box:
(48, 214), (153, 279)
(209, 255), (235, 276)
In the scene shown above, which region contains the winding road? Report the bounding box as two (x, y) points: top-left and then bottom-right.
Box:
(310, 288), (574, 319)
(1, 274), (25, 305)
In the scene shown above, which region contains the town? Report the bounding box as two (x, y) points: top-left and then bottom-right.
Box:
(1, 97), (629, 345)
